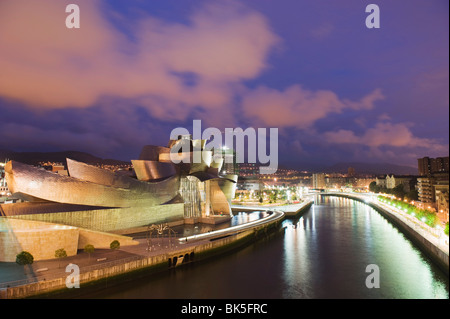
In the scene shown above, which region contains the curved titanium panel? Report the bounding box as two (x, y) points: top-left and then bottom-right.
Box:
(218, 174), (238, 203)
(189, 150), (212, 174)
(67, 158), (177, 190)
(210, 157), (223, 173)
(192, 139), (206, 150)
(67, 158), (135, 188)
(5, 161), (180, 208)
(209, 179), (232, 216)
(188, 167), (220, 182)
(131, 160), (176, 181)
(138, 145), (171, 161)
(159, 151), (213, 174)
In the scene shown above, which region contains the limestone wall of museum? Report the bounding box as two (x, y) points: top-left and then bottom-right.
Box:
(1, 214), (282, 299)
(77, 229), (138, 249)
(0, 218), (79, 262)
(6, 203), (185, 232)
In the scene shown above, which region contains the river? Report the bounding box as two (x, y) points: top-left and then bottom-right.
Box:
(83, 196), (449, 299)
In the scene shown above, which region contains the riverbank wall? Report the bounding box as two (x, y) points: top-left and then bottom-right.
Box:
(231, 200), (314, 218)
(321, 193), (449, 276)
(283, 201), (314, 218)
(0, 211), (285, 299)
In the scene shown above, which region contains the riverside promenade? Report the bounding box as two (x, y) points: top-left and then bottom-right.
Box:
(321, 192), (449, 275)
(0, 210), (284, 299)
(232, 199), (314, 217)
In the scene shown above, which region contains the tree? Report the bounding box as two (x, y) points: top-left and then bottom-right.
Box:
(110, 240), (120, 251)
(389, 184), (406, 199)
(405, 189), (418, 201)
(84, 244), (95, 261)
(369, 181), (378, 193)
(16, 251), (34, 266)
(55, 248), (68, 269)
(270, 190), (278, 203)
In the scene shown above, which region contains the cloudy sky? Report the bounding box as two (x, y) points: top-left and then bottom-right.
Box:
(0, 0), (448, 169)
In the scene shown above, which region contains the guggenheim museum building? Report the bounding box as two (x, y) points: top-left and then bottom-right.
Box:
(0, 136), (238, 262)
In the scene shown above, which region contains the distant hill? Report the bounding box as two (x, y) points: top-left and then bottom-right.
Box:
(0, 149), (418, 176)
(322, 162), (418, 175)
(0, 149), (130, 166)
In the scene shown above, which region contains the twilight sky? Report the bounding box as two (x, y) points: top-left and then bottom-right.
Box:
(0, 0), (448, 170)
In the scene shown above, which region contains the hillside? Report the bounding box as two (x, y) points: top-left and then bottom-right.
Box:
(0, 150), (130, 166)
(322, 162), (418, 175)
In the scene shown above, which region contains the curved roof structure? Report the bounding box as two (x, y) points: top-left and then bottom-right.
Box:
(5, 160), (180, 208)
(3, 137), (240, 226)
(131, 160), (176, 181)
(138, 145), (171, 161)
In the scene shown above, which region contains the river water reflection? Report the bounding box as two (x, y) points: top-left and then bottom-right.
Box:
(85, 196), (448, 299)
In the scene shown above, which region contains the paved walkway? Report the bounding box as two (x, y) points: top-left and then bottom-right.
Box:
(324, 192), (449, 255)
(232, 200), (313, 215)
(0, 210), (284, 288)
(374, 200), (449, 255)
(0, 237), (204, 288)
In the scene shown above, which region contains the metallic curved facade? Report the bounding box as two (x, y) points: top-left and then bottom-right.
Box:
(67, 158), (138, 188)
(210, 157), (224, 172)
(131, 160), (176, 181)
(209, 180), (232, 215)
(218, 174), (238, 202)
(4, 136), (239, 232)
(138, 145), (170, 161)
(6, 160), (180, 208)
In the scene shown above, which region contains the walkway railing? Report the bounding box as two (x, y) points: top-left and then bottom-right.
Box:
(177, 210), (285, 243)
(323, 192), (449, 256)
(0, 254), (146, 289)
(1, 210), (285, 289)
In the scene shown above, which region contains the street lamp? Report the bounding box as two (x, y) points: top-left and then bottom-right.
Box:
(146, 224), (158, 251)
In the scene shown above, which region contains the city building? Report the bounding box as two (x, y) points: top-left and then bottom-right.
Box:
(434, 179), (449, 222)
(0, 161), (10, 197)
(417, 172), (449, 209)
(417, 156), (449, 217)
(417, 176), (436, 205)
(375, 176), (386, 188)
(385, 175), (417, 192)
(355, 178), (375, 190)
(236, 178), (261, 192)
(0, 137), (238, 262)
(348, 167), (355, 177)
(418, 156), (449, 176)
(312, 173), (326, 189)
(238, 163), (259, 177)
